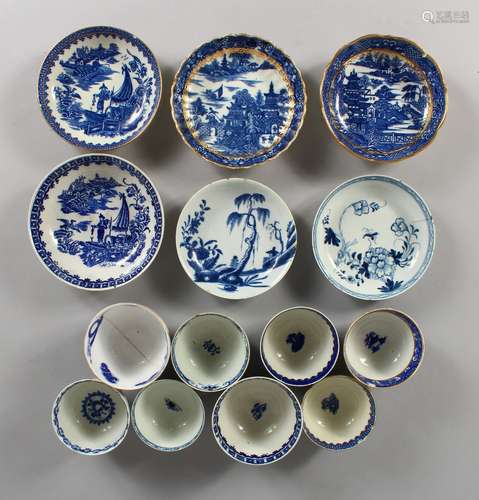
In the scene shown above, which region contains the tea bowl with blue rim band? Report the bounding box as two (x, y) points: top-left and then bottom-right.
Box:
(52, 379), (130, 455)
(212, 377), (302, 465)
(302, 375), (375, 450)
(29, 154), (165, 291)
(132, 379), (205, 452)
(344, 309), (424, 388)
(260, 307), (339, 386)
(38, 26), (161, 150)
(171, 34), (306, 169)
(85, 303), (170, 391)
(172, 313), (249, 392)
(312, 175), (435, 300)
(320, 34), (447, 162)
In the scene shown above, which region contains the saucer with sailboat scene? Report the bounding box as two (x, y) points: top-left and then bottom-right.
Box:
(29, 154), (164, 290)
(38, 26), (161, 149)
(171, 34), (306, 168)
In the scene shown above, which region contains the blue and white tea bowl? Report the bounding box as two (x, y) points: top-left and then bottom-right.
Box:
(172, 313), (249, 392)
(260, 307), (339, 386)
(344, 309), (424, 388)
(320, 34), (447, 162)
(52, 379), (130, 455)
(29, 154), (164, 290)
(176, 178), (297, 299)
(38, 26), (161, 149)
(212, 377), (302, 465)
(312, 175), (435, 300)
(85, 303), (170, 391)
(302, 375), (375, 450)
(171, 34), (306, 168)
(132, 379), (205, 452)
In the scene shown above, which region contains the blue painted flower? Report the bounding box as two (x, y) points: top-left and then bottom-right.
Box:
(391, 217), (408, 236)
(364, 247), (395, 280)
(352, 200), (369, 216)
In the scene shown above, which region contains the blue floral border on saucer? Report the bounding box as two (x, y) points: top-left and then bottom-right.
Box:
(29, 155), (164, 290)
(321, 35), (447, 161)
(212, 379), (303, 465)
(38, 26), (161, 150)
(171, 34), (306, 168)
(312, 175), (435, 300)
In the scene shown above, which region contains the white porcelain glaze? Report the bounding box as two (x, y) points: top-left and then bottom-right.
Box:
(172, 313), (249, 392)
(52, 379), (130, 455)
(85, 303), (170, 391)
(302, 375), (375, 450)
(344, 309), (424, 388)
(261, 307), (339, 386)
(212, 377), (302, 465)
(132, 379), (204, 452)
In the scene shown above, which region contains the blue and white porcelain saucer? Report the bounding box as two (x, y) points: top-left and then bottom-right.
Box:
(29, 154), (164, 290)
(176, 178), (297, 299)
(320, 35), (447, 161)
(38, 26), (161, 149)
(171, 34), (306, 168)
(312, 176), (435, 300)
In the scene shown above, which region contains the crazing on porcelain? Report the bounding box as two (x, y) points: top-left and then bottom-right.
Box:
(285, 332), (305, 353)
(364, 331), (387, 353)
(81, 391), (116, 425)
(321, 393), (339, 415)
(251, 402), (267, 421)
(203, 339), (221, 355)
(179, 194), (296, 293)
(164, 398), (183, 412)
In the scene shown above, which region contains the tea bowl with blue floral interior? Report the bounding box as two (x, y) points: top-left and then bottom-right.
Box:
(212, 377), (302, 465)
(29, 154), (164, 290)
(320, 34), (447, 162)
(302, 375), (375, 450)
(171, 34), (306, 169)
(52, 379), (130, 455)
(132, 379), (205, 452)
(176, 178), (297, 299)
(38, 26), (161, 149)
(84, 303), (170, 391)
(260, 307), (339, 386)
(172, 313), (249, 392)
(312, 175), (434, 300)
(344, 309), (424, 388)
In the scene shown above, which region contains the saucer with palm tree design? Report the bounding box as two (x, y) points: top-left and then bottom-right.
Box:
(176, 178), (297, 299)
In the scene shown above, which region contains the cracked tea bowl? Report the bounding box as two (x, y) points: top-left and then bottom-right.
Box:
(212, 377), (302, 465)
(261, 307), (339, 386)
(132, 379), (205, 452)
(52, 379), (130, 455)
(344, 309), (424, 388)
(302, 375), (375, 450)
(172, 313), (249, 392)
(84, 303), (170, 391)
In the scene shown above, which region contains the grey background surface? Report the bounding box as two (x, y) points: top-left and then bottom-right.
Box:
(1, 1), (477, 499)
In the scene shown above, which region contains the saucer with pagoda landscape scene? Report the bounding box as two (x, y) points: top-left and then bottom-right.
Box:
(29, 154), (164, 290)
(320, 34), (447, 161)
(38, 26), (161, 149)
(171, 34), (306, 168)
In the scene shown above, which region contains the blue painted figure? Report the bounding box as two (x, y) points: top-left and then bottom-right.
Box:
(165, 398), (183, 412)
(81, 391), (116, 425)
(364, 332), (387, 353)
(100, 362), (119, 384)
(251, 402), (267, 421)
(321, 393), (339, 415)
(286, 332), (305, 353)
(203, 339), (221, 356)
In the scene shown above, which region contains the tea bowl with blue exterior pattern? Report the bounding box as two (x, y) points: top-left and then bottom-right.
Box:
(212, 377), (302, 465)
(260, 307), (339, 386)
(172, 313), (249, 392)
(132, 379), (205, 452)
(302, 375), (375, 450)
(85, 303), (170, 391)
(344, 309), (424, 388)
(52, 379), (130, 455)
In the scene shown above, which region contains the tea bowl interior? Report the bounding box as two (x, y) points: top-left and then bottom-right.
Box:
(344, 309), (424, 387)
(302, 375), (375, 450)
(213, 377), (302, 465)
(261, 307), (339, 386)
(52, 379), (130, 455)
(132, 379), (204, 452)
(85, 303), (170, 391)
(172, 313), (249, 392)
